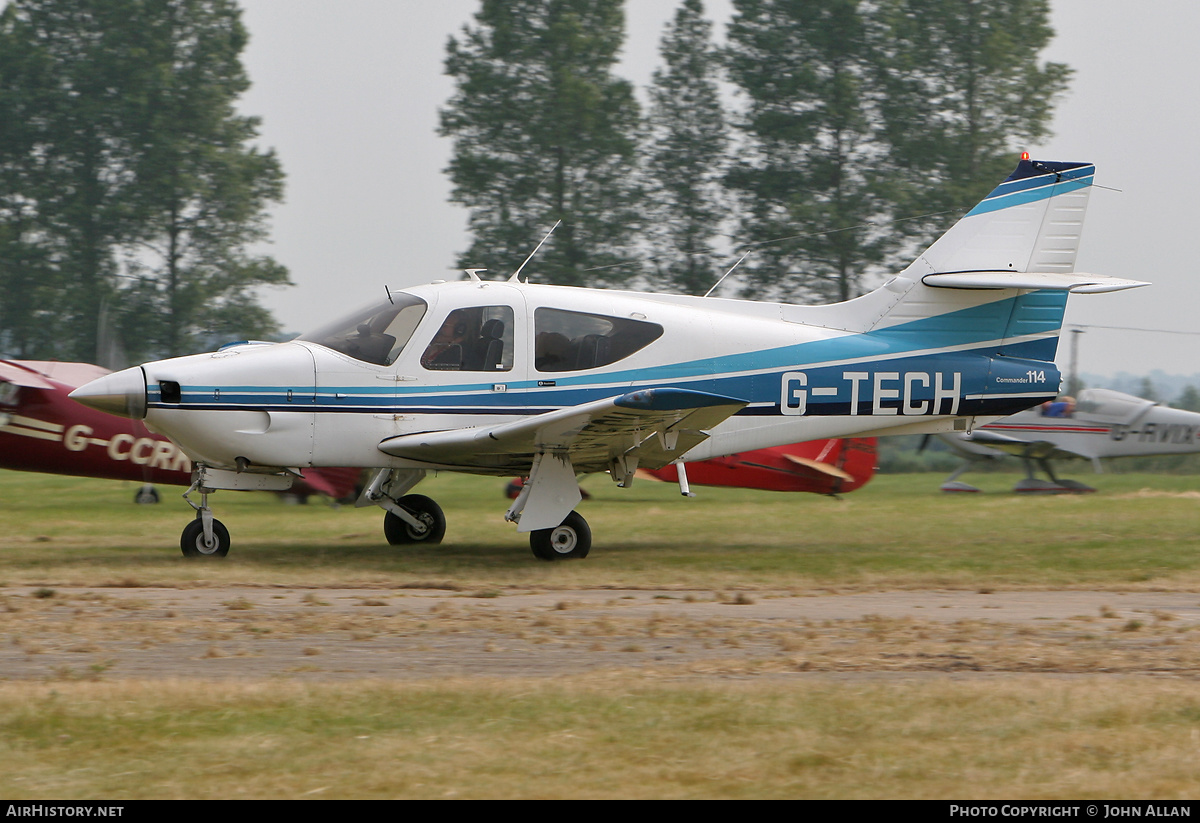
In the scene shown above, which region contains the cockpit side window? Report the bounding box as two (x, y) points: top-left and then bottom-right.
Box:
(534, 308), (663, 372)
(421, 306), (514, 372)
(297, 294), (427, 366)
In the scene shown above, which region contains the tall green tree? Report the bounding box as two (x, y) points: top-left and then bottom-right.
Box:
(0, 0), (287, 363)
(724, 0), (893, 303)
(1174, 385), (1200, 412)
(876, 0), (1071, 246)
(0, 12), (53, 358)
(643, 0), (729, 296)
(722, 0), (1070, 304)
(1138, 377), (1160, 404)
(0, 0), (149, 360)
(440, 0), (642, 287)
(120, 0), (288, 359)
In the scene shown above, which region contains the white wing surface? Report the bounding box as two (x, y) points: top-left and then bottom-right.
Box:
(378, 387), (747, 476)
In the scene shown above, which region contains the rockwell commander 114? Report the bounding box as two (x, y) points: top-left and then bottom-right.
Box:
(71, 158), (1145, 560)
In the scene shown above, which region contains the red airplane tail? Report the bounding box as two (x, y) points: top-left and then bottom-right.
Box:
(645, 437), (877, 494)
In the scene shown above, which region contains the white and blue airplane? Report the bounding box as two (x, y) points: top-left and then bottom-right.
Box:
(70, 158), (1145, 560)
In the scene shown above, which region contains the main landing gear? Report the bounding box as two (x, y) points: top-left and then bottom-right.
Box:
(361, 467), (591, 560)
(503, 452), (592, 561)
(529, 511), (591, 560)
(382, 494), (447, 545)
(359, 469), (447, 547)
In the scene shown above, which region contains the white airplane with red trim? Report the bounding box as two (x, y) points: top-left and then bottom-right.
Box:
(937, 388), (1200, 492)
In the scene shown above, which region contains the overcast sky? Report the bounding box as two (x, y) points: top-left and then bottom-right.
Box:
(235, 0), (1200, 380)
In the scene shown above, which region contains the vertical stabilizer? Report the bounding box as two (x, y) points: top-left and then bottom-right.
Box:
(866, 159), (1143, 366)
(905, 160), (1095, 277)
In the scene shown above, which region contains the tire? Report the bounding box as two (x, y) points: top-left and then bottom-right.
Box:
(383, 494), (446, 545)
(530, 511), (591, 560)
(180, 518), (230, 558)
(134, 485), (160, 505)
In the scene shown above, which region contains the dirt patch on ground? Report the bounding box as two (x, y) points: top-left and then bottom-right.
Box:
(3, 585), (1200, 682)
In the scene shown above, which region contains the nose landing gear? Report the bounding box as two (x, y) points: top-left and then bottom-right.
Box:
(181, 482), (231, 558)
(179, 464), (296, 559)
(180, 512), (231, 557)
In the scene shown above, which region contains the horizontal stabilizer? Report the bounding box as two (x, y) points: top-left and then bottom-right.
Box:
(921, 271), (1149, 293)
(782, 454), (854, 482)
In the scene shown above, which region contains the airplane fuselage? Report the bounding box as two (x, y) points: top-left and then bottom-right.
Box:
(117, 279), (1063, 475)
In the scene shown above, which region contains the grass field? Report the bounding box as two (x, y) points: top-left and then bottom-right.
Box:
(3, 467), (1200, 589)
(2, 467), (1200, 799)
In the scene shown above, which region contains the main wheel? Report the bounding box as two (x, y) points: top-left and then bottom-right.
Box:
(530, 511), (591, 560)
(383, 494), (446, 545)
(180, 518), (230, 558)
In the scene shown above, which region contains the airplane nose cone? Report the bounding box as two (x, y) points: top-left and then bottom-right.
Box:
(69, 366), (147, 419)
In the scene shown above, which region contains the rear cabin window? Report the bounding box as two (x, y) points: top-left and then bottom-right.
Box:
(420, 306), (515, 372)
(534, 308), (663, 372)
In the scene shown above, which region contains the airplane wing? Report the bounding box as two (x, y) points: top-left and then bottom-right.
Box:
(378, 388), (748, 476)
(963, 430), (1032, 447)
(0, 360), (55, 390)
(961, 430), (1083, 461)
(6, 360), (111, 390)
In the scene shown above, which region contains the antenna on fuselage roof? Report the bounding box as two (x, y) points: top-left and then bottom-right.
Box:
(703, 250), (751, 298)
(509, 220), (561, 283)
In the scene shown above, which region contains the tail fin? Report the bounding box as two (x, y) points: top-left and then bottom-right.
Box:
(871, 159), (1145, 362)
(908, 159), (1097, 277)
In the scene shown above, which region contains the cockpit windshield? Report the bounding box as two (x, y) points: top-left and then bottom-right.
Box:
(297, 293), (427, 366)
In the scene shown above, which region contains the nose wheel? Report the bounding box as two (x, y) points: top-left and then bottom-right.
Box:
(180, 471), (233, 558)
(180, 516), (230, 558)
